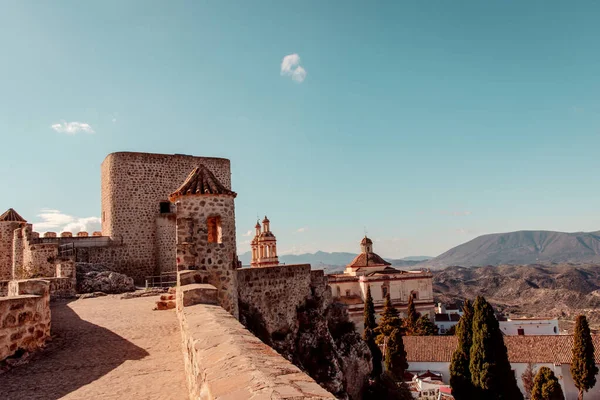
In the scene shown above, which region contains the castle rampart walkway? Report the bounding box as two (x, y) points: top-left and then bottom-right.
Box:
(0, 296), (187, 400)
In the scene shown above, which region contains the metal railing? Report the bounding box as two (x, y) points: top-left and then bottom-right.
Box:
(145, 272), (177, 289)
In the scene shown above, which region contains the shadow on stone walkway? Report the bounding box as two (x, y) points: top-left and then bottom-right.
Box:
(0, 296), (187, 400)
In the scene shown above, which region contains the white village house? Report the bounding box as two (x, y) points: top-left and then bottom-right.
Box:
(403, 335), (600, 400)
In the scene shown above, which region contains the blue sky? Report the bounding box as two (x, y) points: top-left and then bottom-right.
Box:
(1, 1), (599, 258)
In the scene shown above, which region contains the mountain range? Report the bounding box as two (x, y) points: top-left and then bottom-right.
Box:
(422, 230), (600, 268)
(237, 251), (431, 272)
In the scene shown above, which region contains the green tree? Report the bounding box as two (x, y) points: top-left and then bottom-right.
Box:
(521, 363), (536, 399)
(571, 315), (598, 400)
(415, 314), (438, 335)
(469, 296), (523, 400)
(384, 327), (408, 380)
(450, 300), (475, 400)
(363, 285), (382, 377)
(375, 292), (403, 344)
(364, 285), (377, 332)
(530, 366), (564, 400)
(404, 294), (420, 335)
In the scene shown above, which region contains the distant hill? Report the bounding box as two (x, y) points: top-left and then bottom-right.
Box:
(238, 251), (431, 272)
(423, 230), (600, 269)
(433, 264), (600, 330)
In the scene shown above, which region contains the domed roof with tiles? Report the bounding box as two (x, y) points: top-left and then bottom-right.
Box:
(0, 208), (26, 223)
(169, 165), (236, 201)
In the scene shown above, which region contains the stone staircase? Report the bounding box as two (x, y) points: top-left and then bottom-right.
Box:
(154, 288), (176, 310)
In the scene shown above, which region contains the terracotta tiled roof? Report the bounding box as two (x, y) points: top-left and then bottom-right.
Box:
(347, 252), (391, 268)
(0, 208), (26, 223)
(403, 335), (600, 364)
(170, 165), (236, 200)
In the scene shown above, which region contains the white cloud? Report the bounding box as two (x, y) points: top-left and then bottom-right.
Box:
(280, 53), (307, 83)
(33, 209), (101, 234)
(296, 227), (308, 233)
(51, 121), (95, 134)
(242, 230), (253, 237)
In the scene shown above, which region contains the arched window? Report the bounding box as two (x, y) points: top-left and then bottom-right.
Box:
(207, 216), (222, 243)
(336, 286), (341, 298)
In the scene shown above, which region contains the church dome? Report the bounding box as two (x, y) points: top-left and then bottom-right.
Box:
(361, 236), (373, 245)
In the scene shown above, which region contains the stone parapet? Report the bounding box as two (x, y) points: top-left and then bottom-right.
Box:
(0, 279), (50, 361)
(176, 300), (335, 399)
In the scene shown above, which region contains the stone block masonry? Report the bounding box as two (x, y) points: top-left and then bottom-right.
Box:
(0, 280), (51, 361)
(176, 280), (335, 399)
(101, 152), (231, 282)
(236, 264), (314, 336)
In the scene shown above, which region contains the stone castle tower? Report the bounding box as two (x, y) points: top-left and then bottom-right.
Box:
(0, 209), (27, 280)
(100, 152), (231, 282)
(250, 216), (279, 268)
(170, 165), (239, 317)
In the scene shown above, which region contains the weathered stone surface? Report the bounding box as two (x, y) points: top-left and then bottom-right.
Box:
(76, 263), (135, 294)
(0, 280), (50, 362)
(177, 281), (218, 308)
(237, 266), (371, 400)
(177, 300), (335, 400)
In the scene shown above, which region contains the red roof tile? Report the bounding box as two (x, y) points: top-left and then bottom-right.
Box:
(0, 208), (26, 223)
(403, 335), (600, 364)
(347, 252), (391, 268)
(170, 165), (236, 200)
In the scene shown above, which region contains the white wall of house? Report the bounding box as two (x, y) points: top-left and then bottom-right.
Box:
(499, 319), (559, 335)
(407, 360), (600, 400)
(435, 320), (459, 335)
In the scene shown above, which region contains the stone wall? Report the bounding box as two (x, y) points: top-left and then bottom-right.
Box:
(236, 264), (313, 336)
(0, 280), (51, 361)
(176, 281), (335, 400)
(100, 152), (231, 282)
(0, 221), (25, 280)
(175, 194), (238, 318)
(155, 213), (176, 273)
(12, 225), (58, 279)
(0, 280), (8, 297)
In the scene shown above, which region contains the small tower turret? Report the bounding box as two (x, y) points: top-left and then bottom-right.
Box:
(0, 208), (27, 280)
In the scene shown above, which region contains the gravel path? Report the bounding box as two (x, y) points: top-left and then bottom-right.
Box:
(0, 296), (188, 400)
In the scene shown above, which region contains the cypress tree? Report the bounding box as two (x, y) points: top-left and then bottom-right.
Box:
(375, 292), (403, 344)
(363, 285), (382, 377)
(469, 296), (523, 400)
(571, 315), (598, 400)
(531, 366), (564, 400)
(450, 300), (475, 400)
(364, 285), (377, 332)
(384, 327), (408, 380)
(415, 314), (438, 336)
(404, 293), (420, 335)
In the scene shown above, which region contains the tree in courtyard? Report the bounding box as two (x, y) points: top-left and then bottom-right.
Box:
(404, 293), (420, 335)
(363, 285), (382, 377)
(521, 363), (537, 399)
(415, 314), (438, 336)
(571, 315), (598, 400)
(450, 300), (475, 400)
(375, 292), (403, 344)
(469, 296), (523, 400)
(530, 366), (564, 400)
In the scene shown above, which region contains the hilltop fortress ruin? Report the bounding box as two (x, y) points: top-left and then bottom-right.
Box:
(0, 151), (374, 399)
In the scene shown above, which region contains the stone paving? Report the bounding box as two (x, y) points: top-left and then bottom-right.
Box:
(0, 296), (187, 400)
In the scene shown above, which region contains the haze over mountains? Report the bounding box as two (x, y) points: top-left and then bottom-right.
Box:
(423, 230), (600, 268)
(238, 251), (431, 271)
(239, 229), (600, 270)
